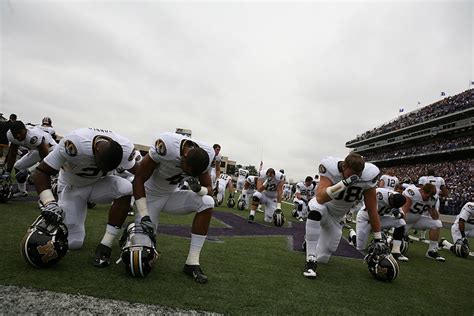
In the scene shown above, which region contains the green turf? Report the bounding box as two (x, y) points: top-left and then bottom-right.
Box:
(1, 200), (473, 315)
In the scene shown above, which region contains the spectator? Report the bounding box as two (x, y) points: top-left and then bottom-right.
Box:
(0, 114), (17, 162)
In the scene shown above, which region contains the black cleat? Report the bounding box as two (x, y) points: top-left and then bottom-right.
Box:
(93, 243), (112, 267)
(183, 264), (208, 284)
(303, 257), (317, 279)
(247, 214), (255, 223)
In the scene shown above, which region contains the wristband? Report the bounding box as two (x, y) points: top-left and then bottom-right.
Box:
(326, 181), (345, 199)
(277, 202), (281, 209)
(39, 189), (56, 205)
(198, 187), (208, 196)
(373, 231), (382, 240)
(135, 197), (149, 217)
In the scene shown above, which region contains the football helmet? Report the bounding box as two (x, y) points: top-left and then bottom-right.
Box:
(226, 198), (235, 208)
(0, 174), (13, 203)
(400, 239), (409, 255)
(365, 240), (399, 282)
(454, 239), (470, 258)
(119, 222), (158, 278)
(273, 209), (285, 227)
(237, 199), (246, 210)
(42, 117), (52, 126)
(21, 215), (68, 268)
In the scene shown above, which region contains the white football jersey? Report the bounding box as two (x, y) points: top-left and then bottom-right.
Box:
(318, 157), (379, 218)
(43, 128), (135, 187)
(218, 173), (232, 187)
(38, 125), (56, 137)
(211, 153), (222, 169)
(379, 174), (399, 190)
(295, 181), (315, 202)
(237, 168), (249, 181)
(375, 187), (401, 216)
(258, 168), (285, 198)
(7, 126), (56, 150)
(418, 176), (445, 194)
(402, 184), (438, 215)
(454, 202), (474, 225)
(145, 132), (214, 194)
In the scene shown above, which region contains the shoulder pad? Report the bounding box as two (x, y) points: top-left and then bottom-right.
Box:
(361, 163), (380, 184)
(319, 157), (341, 178)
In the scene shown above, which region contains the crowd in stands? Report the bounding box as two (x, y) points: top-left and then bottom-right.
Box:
(380, 159), (473, 215)
(363, 137), (473, 161)
(348, 89), (473, 143)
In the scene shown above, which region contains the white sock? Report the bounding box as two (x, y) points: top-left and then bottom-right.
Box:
(250, 210), (256, 216)
(305, 219), (320, 261)
(391, 239), (401, 253)
(18, 182), (27, 192)
(429, 240), (437, 251)
(100, 224), (122, 248)
(185, 233), (206, 265)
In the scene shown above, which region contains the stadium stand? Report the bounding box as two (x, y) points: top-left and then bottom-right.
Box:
(346, 89), (473, 215)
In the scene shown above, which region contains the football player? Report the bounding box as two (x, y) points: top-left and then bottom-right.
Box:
(378, 169), (399, 190)
(210, 144), (222, 190)
(354, 188), (408, 261)
(38, 117), (58, 142)
(402, 183), (445, 261)
(216, 173), (235, 205)
(439, 201), (473, 257)
(247, 168), (285, 225)
(238, 175), (258, 210)
(292, 176), (315, 221)
(3, 121), (57, 197)
(236, 167), (249, 193)
(303, 153), (385, 279)
(132, 132), (215, 283)
(283, 182), (292, 201)
(33, 127), (136, 268)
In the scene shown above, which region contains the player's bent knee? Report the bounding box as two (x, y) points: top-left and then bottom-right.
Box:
(200, 195), (215, 211)
(308, 210), (322, 221)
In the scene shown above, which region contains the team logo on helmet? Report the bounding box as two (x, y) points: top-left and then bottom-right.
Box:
(155, 139), (166, 156)
(376, 191), (383, 200)
(318, 164), (327, 174)
(407, 189), (415, 196)
(30, 136), (38, 145)
(64, 140), (78, 157)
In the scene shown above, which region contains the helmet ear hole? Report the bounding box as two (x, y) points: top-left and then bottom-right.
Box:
(21, 216), (68, 268)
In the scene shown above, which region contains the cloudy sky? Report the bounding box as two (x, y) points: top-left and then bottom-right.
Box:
(1, 0), (472, 182)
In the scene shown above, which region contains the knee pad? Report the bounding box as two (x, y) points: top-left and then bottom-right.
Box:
(201, 195), (215, 210)
(308, 210), (322, 221)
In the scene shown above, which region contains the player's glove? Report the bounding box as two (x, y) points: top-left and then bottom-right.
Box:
(392, 208), (403, 219)
(140, 215), (155, 236)
(372, 239), (389, 255)
(41, 202), (64, 224)
(342, 175), (359, 187)
(183, 176), (201, 193)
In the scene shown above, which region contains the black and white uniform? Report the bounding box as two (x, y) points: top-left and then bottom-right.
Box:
(451, 202), (474, 241)
(216, 173), (232, 204)
(210, 153), (222, 189)
(253, 168), (285, 222)
(418, 175), (446, 210)
(379, 174), (399, 190)
(241, 175), (257, 209)
(356, 188), (406, 251)
(236, 168), (249, 192)
(143, 132), (215, 230)
(43, 128), (135, 249)
(7, 126), (56, 171)
(402, 185), (442, 231)
(293, 181), (315, 219)
(306, 157), (379, 263)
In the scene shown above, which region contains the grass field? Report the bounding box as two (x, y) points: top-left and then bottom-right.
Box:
(1, 196), (473, 315)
